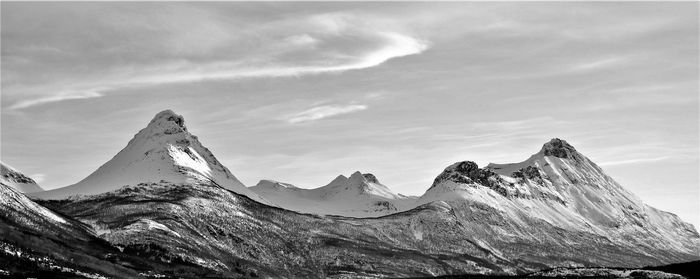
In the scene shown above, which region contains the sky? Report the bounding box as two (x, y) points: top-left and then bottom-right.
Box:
(1, 2), (698, 228)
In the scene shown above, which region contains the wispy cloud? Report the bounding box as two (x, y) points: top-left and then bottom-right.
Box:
(287, 104), (368, 124)
(569, 56), (626, 72)
(3, 8), (429, 110)
(9, 91), (103, 110)
(598, 156), (670, 167)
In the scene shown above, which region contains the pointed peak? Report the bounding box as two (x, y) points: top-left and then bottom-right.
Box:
(347, 171), (367, 186)
(146, 109), (187, 134)
(326, 174), (348, 186)
(349, 171), (364, 179)
(540, 138), (583, 161)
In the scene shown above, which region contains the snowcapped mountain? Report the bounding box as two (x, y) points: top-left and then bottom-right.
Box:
(31, 110), (268, 204)
(0, 161), (43, 193)
(3, 108), (697, 278)
(4, 129), (697, 277)
(251, 171), (416, 217)
(419, 138), (699, 265)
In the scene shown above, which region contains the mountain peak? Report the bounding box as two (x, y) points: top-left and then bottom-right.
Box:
(32, 110), (268, 204)
(348, 171), (364, 181)
(327, 174), (348, 186)
(540, 138), (583, 161)
(144, 109), (187, 135)
(319, 171), (403, 200)
(347, 171), (383, 186)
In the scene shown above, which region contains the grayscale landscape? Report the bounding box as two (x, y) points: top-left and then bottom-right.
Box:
(1, 2), (698, 279)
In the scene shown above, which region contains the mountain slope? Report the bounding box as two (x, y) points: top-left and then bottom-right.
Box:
(6, 109), (697, 277)
(251, 171), (416, 217)
(39, 181), (521, 278)
(1, 162), (43, 193)
(0, 182), (138, 278)
(31, 110), (268, 204)
(40, 169), (697, 278)
(419, 138), (699, 266)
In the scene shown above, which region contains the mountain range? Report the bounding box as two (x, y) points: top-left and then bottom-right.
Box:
(250, 171), (417, 217)
(1, 110), (697, 278)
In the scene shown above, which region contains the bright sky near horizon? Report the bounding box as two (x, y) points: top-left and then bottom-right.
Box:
(1, 2), (698, 228)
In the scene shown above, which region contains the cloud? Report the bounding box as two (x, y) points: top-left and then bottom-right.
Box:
(569, 56), (626, 72)
(287, 104), (368, 123)
(9, 91), (103, 110)
(598, 156), (670, 167)
(2, 7), (430, 110)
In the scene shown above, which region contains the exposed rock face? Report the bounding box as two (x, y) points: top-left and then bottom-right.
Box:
(362, 173), (380, 184)
(431, 161), (505, 194)
(541, 138), (584, 162)
(512, 165), (545, 184)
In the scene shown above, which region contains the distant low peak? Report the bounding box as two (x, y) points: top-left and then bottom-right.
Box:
(256, 180), (298, 189)
(347, 171), (382, 184)
(327, 174), (348, 186)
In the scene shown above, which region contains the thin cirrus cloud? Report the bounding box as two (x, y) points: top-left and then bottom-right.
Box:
(9, 91), (104, 110)
(3, 8), (429, 110)
(598, 156), (671, 167)
(287, 104), (368, 124)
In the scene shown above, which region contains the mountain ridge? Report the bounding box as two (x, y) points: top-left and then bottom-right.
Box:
(251, 170), (417, 217)
(3, 110), (697, 278)
(0, 161), (44, 194)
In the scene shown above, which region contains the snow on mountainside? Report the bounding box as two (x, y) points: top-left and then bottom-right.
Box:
(0, 181), (66, 226)
(31, 110), (268, 204)
(419, 138), (699, 263)
(251, 171), (416, 217)
(0, 162), (43, 193)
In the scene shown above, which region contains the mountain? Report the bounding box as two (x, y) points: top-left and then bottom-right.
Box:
(31, 110), (268, 204)
(36, 155), (698, 278)
(251, 171), (417, 217)
(4, 109), (698, 278)
(37, 180), (524, 278)
(1, 181), (231, 278)
(0, 182), (141, 278)
(1, 161), (43, 193)
(419, 138), (699, 267)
